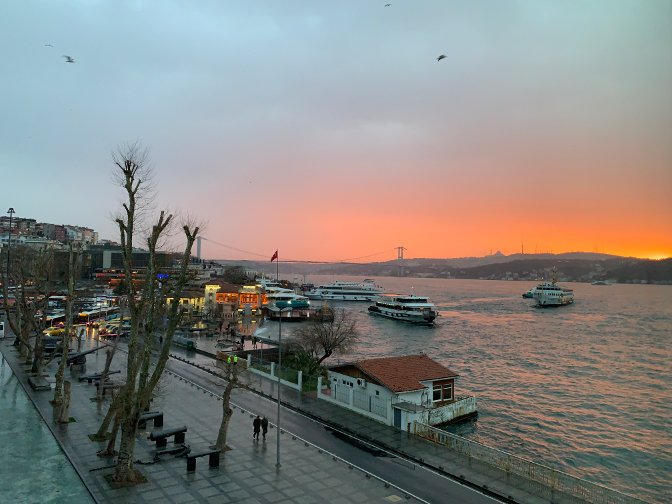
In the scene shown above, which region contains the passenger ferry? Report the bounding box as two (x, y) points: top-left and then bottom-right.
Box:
(368, 292), (437, 324)
(267, 291), (310, 309)
(305, 279), (384, 301)
(532, 268), (574, 307)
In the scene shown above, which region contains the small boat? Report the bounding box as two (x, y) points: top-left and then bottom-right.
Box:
(522, 288), (536, 298)
(368, 292), (436, 324)
(591, 280), (610, 286)
(532, 268), (574, 307)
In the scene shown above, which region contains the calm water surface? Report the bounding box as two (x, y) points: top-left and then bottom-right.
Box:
(270, 276), (671, 503)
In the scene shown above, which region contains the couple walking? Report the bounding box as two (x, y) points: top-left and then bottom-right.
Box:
(253, 415), (268, 440)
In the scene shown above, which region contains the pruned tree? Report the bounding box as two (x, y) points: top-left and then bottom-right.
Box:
(53, 243), (82, 412)
(2, 245), (56, 373)
(107, 141), (200, 485)
(291, 308), (359, 364)
(211, 358), (247, 451)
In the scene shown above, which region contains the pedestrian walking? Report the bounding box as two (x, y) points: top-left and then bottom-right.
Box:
(261, 416), (268, 440)
(252, 335), (257, 349)
(240, 334), (245, 348)
(253, 415), (261, 440)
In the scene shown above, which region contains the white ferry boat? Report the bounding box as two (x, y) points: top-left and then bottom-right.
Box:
(532, 268), (574, 307)
(267, 291), (310, 309)
(305, 279), (384, 301)
(368, 293), (437, 324)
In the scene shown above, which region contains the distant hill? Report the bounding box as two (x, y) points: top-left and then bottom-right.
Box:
(214, 253), (671, 284)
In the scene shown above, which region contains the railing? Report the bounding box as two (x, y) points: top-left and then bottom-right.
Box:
(414, 422), (650, 504)
(353, 389), (369, 410)
(332, 384), (350, 404)
(370, 394), (388, 419)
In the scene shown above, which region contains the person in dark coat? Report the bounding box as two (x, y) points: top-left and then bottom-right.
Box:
(261, 416), (268, 440)
(253, 415), (261, 440)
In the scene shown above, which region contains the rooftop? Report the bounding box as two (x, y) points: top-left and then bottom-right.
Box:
(333, 354), (459, 393)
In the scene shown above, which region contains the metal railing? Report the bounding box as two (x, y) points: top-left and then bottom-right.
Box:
(332, 384), (350, 404)
(414, 422), (649, 504)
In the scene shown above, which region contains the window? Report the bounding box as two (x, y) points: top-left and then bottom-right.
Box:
(443, 384), (453, 401)
(433, 385), (442, 402)
(375, 390), (379, 396)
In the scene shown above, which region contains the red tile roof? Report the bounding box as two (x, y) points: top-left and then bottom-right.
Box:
(352, 354), (458, 393)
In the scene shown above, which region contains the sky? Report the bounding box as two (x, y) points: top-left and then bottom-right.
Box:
(1, 0), (671, 262)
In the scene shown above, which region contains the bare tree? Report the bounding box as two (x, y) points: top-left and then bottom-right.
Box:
(292, 308), (359, 364)
(211, 358), (247, 451)
(2, 246), (56, 372)
(53, 243), (81, 410)
(107, 141), (199, 485)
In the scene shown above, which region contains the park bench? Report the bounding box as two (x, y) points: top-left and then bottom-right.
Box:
(78, 370), (120, 383)
(149, 426), (187, 448)
(186, 449), (220, 472)
(95, 379), (121, 397)
(138, 411), (164, 428)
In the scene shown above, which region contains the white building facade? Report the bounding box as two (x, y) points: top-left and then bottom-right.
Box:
(318, 354), (477, 430)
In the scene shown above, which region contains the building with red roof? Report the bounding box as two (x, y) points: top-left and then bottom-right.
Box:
(320, 354), (477, 429)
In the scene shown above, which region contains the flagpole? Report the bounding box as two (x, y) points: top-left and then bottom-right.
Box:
(276, 250), (279, 282)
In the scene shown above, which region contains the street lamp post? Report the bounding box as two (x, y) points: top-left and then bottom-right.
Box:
(268, 304), (292, 468)
(6, 208), (15, 285)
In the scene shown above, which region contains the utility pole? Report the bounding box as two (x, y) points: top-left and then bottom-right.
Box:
(397, 246), (404, 277)
(6, 208), (15, 283)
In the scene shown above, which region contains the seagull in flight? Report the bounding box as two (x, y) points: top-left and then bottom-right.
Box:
(62, 55), (75, 63)
(437, 54), (446, 62)
(385, 3), (391, 6)
(45, 44), (53, 47)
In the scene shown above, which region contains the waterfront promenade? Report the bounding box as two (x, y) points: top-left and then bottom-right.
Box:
(0, 329), (649, 504)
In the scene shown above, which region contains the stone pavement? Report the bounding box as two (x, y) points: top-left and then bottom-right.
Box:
(194, 352), (584, 504)
(0, 337), (414, 504)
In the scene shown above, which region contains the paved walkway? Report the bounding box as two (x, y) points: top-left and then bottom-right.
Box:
(175, 349), (586, 504)
(0, 336), (414, 504)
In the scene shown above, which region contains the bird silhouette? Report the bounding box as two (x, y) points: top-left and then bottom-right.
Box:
(437, 54), (446, 62)
(385, 3), (391, 6)
(62, 55), (75, 63)
(45, 44), (53, 47)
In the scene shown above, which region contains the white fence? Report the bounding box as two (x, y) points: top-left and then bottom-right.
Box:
(414, 422), (650, 504)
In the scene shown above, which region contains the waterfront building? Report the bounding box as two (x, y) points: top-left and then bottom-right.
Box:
(321, 354), (477, 429)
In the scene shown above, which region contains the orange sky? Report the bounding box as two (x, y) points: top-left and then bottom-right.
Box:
(4, 2), (671, 261)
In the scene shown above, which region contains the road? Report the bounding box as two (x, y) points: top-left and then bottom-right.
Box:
(166, 355), (499, 504)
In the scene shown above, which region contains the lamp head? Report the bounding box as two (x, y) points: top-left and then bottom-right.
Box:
(7, 208), (15, 214)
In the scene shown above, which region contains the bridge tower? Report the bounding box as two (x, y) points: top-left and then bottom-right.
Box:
(397, 246), (404, 277)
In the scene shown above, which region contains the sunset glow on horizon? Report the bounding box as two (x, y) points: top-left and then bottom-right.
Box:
(2, 1), (670, 262)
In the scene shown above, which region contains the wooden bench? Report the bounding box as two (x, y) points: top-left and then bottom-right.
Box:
(138, 411), (164, 428)
(186, 449), (220, 472)
(149, 426), (187, 448)
(95, 380), (122, 397)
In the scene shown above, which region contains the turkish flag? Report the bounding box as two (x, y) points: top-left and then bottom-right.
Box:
(271, 250), (278, 262)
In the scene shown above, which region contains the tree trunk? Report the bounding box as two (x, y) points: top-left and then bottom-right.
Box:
(94, 394), (121, 439)
(113, 416), (140, 483)
(58, 381), (71, 423)
(214, 369), (237, 451)
(100, 413), (121, 457)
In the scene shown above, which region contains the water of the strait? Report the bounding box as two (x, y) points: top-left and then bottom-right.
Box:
(269, 275), (671, 503)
